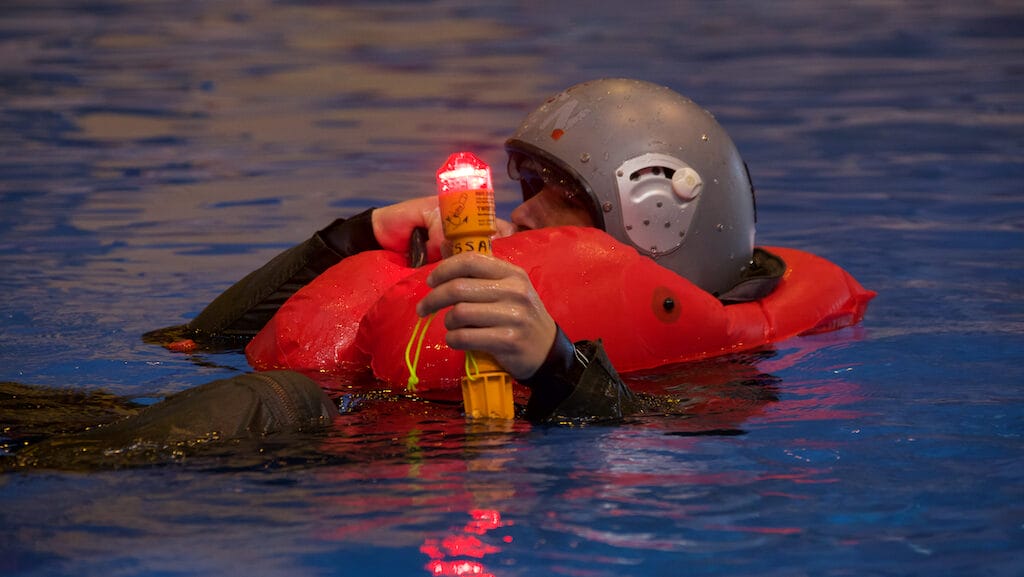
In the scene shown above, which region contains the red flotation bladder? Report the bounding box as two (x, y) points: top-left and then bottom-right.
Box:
(246, 227), (875, 390)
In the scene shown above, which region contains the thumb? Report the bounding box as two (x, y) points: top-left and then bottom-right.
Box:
(423, 206), (445, 262)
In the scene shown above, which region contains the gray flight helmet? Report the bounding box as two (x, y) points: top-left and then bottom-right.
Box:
(505, 78), (757, 297)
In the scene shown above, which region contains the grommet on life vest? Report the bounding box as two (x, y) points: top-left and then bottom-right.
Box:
(650, 285), (682, 323)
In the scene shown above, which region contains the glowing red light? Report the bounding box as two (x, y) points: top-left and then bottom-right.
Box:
(436, 152), (492, 195)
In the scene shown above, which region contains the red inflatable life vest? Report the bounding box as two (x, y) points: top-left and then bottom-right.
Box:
(246, 227), (875, 391)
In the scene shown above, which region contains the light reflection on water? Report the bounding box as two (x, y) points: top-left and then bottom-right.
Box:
(1, 1), (1022, 576)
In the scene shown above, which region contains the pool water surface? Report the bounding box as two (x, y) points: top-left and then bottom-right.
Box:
(1, 1), (1022, 576)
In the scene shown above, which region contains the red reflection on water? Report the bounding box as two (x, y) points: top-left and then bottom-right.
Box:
(425, 559), (490, 576)
(465, 509), (503, 534)
(710, 524), (803, 535)
(421, 509), (508, 577)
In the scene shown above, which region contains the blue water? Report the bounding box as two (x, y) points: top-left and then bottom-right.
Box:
(1, 1), (1022, 575)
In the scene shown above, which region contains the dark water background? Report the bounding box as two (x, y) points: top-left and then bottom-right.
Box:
(1, 1), (1022, 576)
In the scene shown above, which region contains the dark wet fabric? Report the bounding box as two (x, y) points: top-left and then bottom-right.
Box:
(520, 326), (579, 419)
(0, 382), (142, 452)
(522, 335), (641, 424)
(144, 209), (379, 345)
(8, 371), (335, 470)
(718, 248), (786, 304)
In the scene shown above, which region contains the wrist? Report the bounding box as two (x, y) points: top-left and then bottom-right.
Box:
(519, 325), (581, 404)
(317, 209), (382, 255)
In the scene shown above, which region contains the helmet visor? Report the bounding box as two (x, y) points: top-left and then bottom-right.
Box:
(506, 151), (598, 222)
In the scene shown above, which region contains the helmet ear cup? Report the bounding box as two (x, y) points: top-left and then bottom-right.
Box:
(615, 154), (701, 256)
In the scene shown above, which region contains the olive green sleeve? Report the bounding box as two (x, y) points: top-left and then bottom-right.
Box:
(146, 209), (380, 344)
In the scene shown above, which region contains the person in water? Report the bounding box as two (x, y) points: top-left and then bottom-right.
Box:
(8, 79), (787, 468)
(166, 78), (784, 422)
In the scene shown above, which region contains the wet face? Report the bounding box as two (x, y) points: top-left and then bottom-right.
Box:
(510, 183), (596, 230)
(507, 153), (598, 231)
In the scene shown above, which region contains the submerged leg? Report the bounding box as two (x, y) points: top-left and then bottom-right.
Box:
(6, 371), (336, 471)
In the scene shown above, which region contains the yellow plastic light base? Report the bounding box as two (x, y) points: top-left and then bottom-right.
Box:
(461, 371), (514, 420)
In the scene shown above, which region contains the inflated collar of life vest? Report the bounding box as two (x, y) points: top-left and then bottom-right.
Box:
(245, 227), (875, 391)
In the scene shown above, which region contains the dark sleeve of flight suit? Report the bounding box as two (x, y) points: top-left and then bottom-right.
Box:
(163, 209), (383, 341)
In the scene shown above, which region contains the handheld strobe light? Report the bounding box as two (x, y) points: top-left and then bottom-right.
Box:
(436, 152), (514, 420)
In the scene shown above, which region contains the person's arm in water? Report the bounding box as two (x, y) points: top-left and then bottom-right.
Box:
(417, 252), (639, 423)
